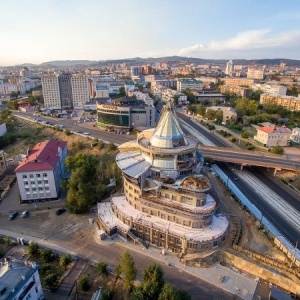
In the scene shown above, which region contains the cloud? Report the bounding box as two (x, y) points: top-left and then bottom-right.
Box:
(178, 29), (300, 59)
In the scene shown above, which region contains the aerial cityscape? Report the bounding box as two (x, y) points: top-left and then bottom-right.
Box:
(0, 1), (299, 300)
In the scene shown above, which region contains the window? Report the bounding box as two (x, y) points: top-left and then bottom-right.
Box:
(32, 188), (36, 191)
(43, 173), (47, 177)
(24, 181), (28, 185)
(37, 181), (42, 184)
(36, 174), (41, 178)
(44, 180), (48, 184)
(29, 174), (34, 178)
(25, 188), (30, 192)
(38, 187), (43, 191)
(22, 175), (27, 179)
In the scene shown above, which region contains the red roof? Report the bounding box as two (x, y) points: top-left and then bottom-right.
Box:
(258, 126), (275, 134)
(15, 140), (67, 173)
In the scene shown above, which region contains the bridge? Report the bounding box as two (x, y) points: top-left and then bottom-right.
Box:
(199, 145), (300, 174)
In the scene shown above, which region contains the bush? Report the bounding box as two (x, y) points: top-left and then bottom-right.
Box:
(40, 249), (54, 263)
(28, 242), (39, 257)
(78, 275), (90, 291)
(40, 263), (51, 275)
(107, 142), (117, 151)
(271, 146), (284, 155)
(241, 131), (249, 138)
(97, 261), (108, 276)
(231, 137), (237, 142)
(65, 129), (71, 136)
(44, 272), (58, 290)
(60, 253), (72, 270)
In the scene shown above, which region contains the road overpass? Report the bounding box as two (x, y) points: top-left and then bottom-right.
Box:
(199, 145), (300, 173)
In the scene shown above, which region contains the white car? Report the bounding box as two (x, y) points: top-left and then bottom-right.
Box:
(83, 132), (90, 135)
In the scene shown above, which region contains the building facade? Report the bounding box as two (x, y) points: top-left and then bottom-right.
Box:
(206, 106), (238, 124)
(15, 140), (67, 203)
(97, 97), (156, 131)
(247, 68), (265, 79)
(254, 125), (291, 147)
(177, 79), (203, 92)
(42, 73), (89, 109)
(260, 94), (300, 111)
(252, 84), (287, 95)
(220, 85), (252, 98)
(97, 103), (228, 254)
(223, 78), (255, 87)
(225, 60), (233, 75)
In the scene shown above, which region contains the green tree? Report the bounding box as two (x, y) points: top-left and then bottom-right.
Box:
(182, 89), (195, 104)
(10, 91), (18, 100)
(28, 242), (39, 256)
(158, 283), (179, 300)
(7, 100), (19, 110)
(40, 248), (54, 263)
(98, 140), (104, 150)
(136, 264), (165, 300)
(206, 109), (216, 121)
(119, 252), (137, 290)
(44, 273), (58, 290)
(241, 131), (249, 138)
(107, 142), (117, 151)
(97, 261), (108, 276)
(4, 236), (10, 245)
(59, 253), (72, 270)
(65, 129), (71, 136)
(78, 275), (90, 291)
(215, 110), (223, 124)
(119, 86), (126, 97)
(28, 95), (37, 106)
(196, 104), (205, 116)
(271, 146), (284, 155)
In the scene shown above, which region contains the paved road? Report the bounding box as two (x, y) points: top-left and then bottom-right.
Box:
(178, 113), (300, 249)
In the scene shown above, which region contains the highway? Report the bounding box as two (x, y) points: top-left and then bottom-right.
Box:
(178, 112), (300, 249)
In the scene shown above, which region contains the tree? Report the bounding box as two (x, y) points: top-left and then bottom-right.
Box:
(97, 261), (108, 276)
(196, 104), (205, 116)
(107, 142), (117, 151)
(206, 109), (216, 121)
(182, 89), (195, 104)
(119, 252), (137, 290)
(271, 146), (284, 155)
(78, 275), (90, 291)
(10, 91), (18, 100)
(65, 129), (71, 136)
(4, 236), (10, 245)
(44, 273), (58, 290)
(59, 253), (72, 270)
(215, 110), (223, 124)
(40, 248), (54, 263)
(28, 242), (39, 256)
(158, 283), (178, 300)
(119, 87), (126, 97)
(98, 140), (104, 150)
(241, 131), (249, 138)
(136, 264), (165, 300)
(7, 100), (19, 110)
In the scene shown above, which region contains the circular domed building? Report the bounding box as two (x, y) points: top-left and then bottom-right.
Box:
(97, 103), (228, 254)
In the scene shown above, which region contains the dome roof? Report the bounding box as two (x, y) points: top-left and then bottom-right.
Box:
(150, 102), (186, 148)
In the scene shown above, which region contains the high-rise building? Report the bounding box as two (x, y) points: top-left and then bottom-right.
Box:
(247, 68), (265, 79)
(42, 73), (89, 109)
(97, 102), (228, 254)
(225, 60), (233, 75)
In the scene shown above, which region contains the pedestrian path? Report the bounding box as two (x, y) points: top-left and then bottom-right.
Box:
(96, 235), (258, 300)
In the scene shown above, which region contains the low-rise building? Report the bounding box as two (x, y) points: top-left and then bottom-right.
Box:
(252, 84), (287, 95)
(254, 125), (291, 147)
(97, 97), (155, 131)
(260, 93), (300, 111)
(290, 127), (300, 144)
(220, 85), (252, 98)
(193, 91), (226, 104)
(223, 78), (255, 87)
(0, 259), (44, 300)
(206, 106), (237, 124)
(247, 68), (265, 79)
(177, 78), (203, 92)
(15, 140), (67, 203)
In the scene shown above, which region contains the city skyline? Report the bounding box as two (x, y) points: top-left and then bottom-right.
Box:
(1, 0), (300, 66)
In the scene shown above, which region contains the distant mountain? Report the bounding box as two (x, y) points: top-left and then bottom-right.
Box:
(40, 60), (98, 66)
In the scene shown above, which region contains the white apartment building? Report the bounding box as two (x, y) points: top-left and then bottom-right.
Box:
(0, 260), (44, 300)
(41, 74), (61, 109)
(290, 128), (300, 144)
(225, 60), (233, 75)
(247, 68), (265, 80)
(177, 78), (203, 92)
(254, 125), (291, 147)
(252, 84), (287, 95)
(15, 140), (67, 203)
(71, 74), (89, 109)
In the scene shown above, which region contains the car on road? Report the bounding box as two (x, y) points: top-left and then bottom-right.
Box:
(232, 175), (239, 181)
(22, 210), (29, 218)
(83, 132), (90, 135)
(9, 211), (18, 220)
(55, 208), (66, 215)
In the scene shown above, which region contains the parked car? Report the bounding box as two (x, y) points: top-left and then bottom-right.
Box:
(55, 208), (66, 215)
(232, 175), (239, 181)
(22, 210), (29, 218)
(83, 132), (90, 135)
(9, 211), (18, 220)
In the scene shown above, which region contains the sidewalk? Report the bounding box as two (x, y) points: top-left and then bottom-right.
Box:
(96, 235), (258, 300)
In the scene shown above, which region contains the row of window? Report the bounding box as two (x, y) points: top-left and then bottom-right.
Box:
(25, 187), (50, 191)
(24, 180), (48, 185)
(22, 173), (47, 179)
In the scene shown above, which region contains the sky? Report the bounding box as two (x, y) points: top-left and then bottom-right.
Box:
(1, 0), (300, 66)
